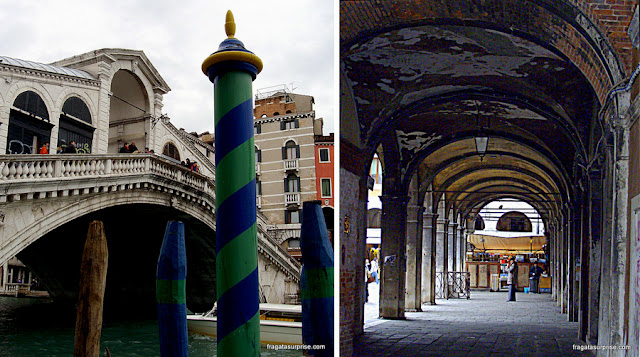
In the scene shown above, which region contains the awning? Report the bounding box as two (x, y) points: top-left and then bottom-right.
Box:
(469, 234), (545, 253)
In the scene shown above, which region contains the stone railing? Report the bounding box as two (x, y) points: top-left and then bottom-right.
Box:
(0, 154), (215, 205)
(256, 210), (301, 283)
(285, 193), (300, 205)
(284, 159), (298, 170)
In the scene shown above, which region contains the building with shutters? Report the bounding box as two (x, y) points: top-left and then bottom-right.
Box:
(253, 85), (329, 256)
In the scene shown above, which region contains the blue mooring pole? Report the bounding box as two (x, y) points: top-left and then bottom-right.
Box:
(156, 221), (188, 357)
(301, 200), (334, 356)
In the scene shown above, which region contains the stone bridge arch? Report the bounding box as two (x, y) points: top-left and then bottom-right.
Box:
(0, 154), (301, 311)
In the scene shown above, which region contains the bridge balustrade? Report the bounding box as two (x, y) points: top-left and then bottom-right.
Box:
(0, 154), (215, 199)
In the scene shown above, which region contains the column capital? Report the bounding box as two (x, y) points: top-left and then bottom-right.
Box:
(422, 212), (437, 219)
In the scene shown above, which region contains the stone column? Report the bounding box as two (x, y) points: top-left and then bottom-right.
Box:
(436, 218), (449, 298)
(457, 225), (466, 272)
(578, 195), (589, 340)
(421, 212), (437, 305)
(404, 203), (421, 311)
(567, 208), (576, 322)
(379, 194), (409, 319)
(587, 170), (602, 345)
(448, 222), (458, 272)
(608, 126), (630, 349)
(1, 262), (7, 292)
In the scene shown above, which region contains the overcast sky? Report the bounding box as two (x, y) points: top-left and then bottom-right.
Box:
(0, 0), (335, 135)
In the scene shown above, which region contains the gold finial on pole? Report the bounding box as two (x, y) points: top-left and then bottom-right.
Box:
(225, 10), (236, 38)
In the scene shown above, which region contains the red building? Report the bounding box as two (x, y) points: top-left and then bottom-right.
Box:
(314, 132), (334, 241)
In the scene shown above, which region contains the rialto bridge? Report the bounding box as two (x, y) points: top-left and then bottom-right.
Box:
(0, 48), (300, 313)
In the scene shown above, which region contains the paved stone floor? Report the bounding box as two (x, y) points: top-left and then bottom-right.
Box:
(356, 283), (593, 356)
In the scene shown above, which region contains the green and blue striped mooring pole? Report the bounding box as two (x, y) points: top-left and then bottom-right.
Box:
(202, 10), (263, 357)
(156, 221), (188, 357)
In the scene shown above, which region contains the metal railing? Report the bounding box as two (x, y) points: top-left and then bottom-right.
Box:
(435, 271), (471, 300)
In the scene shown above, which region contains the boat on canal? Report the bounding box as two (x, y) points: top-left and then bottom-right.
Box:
(187, 303), (302, 345)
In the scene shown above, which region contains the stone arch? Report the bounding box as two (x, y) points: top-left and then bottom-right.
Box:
(0, 189), (214, 264)
(6, 82), (56, 120)
(54, 89), (97, 126)
(107, 60), (157, 115)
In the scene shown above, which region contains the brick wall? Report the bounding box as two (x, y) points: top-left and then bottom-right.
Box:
(340, 168), (368, 356)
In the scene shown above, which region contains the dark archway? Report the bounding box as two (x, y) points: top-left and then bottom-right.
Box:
(16, 203), (216, 315)
(59, 96), (94, 154)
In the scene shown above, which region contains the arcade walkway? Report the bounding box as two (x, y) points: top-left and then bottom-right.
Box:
(356, 284), (593, 356)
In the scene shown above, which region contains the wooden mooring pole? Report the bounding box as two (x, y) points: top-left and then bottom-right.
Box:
(74, 220), (109, 357)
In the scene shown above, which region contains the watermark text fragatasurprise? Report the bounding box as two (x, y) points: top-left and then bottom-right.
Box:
(573, 344), (630, 352)
(266, 344), (326, 351)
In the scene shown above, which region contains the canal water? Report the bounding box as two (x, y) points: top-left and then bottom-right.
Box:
(0, 296), (300, 356)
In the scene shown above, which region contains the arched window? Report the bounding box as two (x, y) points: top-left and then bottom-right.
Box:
(497, 211), (532, 232)
(62, 97), (91, 123)
(59, 97), (94, 154)
(7, 91), (52, 154)
(284, 173), (300, 193)
(285, 110), (292, 114)
(287, 237), (301, 248)
(14, 91), (49, 120)
(282, 140), (299, 160)
(273, 112), (280, 116)
(163, 142), (180, 161)
(255, 146), (261, 163)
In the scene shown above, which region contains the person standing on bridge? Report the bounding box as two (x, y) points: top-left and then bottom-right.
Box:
(506, 256), (518, 302)
(64, 141), (77, 154)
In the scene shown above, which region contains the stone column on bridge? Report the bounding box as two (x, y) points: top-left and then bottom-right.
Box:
(421, 212), (437, 305)
(379, 194), (409, 319)
(202, 11), (263, 356)
(1, 262), (7, 292)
